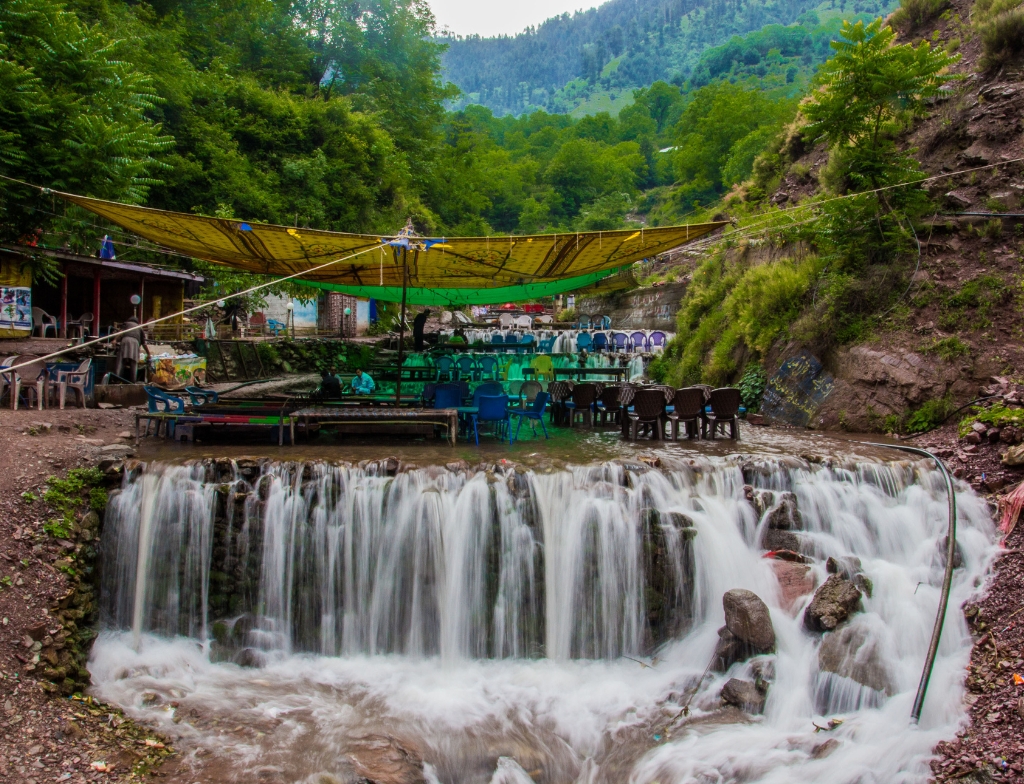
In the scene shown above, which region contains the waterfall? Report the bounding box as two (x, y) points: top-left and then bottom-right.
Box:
(92, 456), (997, 784)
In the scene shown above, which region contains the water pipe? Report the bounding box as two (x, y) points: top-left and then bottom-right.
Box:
(858, 442), (957, 723)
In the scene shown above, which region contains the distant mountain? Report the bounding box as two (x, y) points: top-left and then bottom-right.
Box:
(441, 0), (895, 116)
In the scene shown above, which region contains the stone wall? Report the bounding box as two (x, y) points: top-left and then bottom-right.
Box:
(576, 281), (688, 331)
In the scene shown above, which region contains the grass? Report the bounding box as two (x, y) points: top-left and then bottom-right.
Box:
(977, 0), (1024, 70)
(42, 468), (105, 540)
(921, 335), (971, 360)
(891, 0), (950, 29)
(959, 401), (1024, 436)
(938, 274), (1009, 331)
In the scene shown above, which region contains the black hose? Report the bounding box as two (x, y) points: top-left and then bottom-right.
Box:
(857, 442), (957, 723)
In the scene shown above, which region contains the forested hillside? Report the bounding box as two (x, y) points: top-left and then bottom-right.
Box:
(441, 0), (896, 116)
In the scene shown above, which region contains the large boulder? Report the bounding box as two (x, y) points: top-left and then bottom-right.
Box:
(720, 678), (766, 714)
(817, 623), (895, 696)
(765, 493), (802, 530)
(770, 560), (816, 614)
(723, 589), (776, 651)
(761, 528), (804, 553)
(804, 575), (862, 633)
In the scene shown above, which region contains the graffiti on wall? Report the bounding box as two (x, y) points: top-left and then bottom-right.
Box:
(578, 282), (686, 330)
(760, 353), (835, 427)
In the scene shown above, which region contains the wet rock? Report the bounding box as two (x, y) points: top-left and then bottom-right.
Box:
(765, 493), (802, 530)
(770, 560), (816, 613)
(720, 678), (765, 714)
(825, 556), (862, 580)
(723, 589), (776, 651)
(751, 657), (775, 693)
(762, 528), (802, 553)
(346, 735), (426, 784)
(817, 623), (896, 695)
(232, 648), (264, 668)
(804, 575), (862, 633)
(811, 738), (841, 759)
(743, 485), (769, 518)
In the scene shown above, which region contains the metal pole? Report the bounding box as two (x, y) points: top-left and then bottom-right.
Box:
(858, 442), (957, 723)
(395, 247), (408, 406)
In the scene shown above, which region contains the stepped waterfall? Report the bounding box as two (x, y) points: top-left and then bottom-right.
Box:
(90, 456), (997, 783)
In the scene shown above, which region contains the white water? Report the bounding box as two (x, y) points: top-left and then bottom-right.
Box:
(90, 456), (997, 783)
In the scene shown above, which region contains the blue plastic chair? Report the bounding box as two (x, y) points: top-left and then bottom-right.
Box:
(267, 319), (285, 336)
(472, 381), (505, 408)
(504, 334), (519, 351)
(630, 331), (648, 352)
(435, 356), (455, 381)
(470, 394), (512, 445)
(185, 386), (218, 406)
(491, 333), (506, 353)
(434, 383), (461, 409)
(510, 392), (550, 441)
(577, 314), (591, 329)
(592, 332), (608, 352)
(576, 333), (593, 352)
(537, 337), (556, 353)
(421, 382), (437, 406)
(649, 331), (667, 350)
(455, 355), (477, 380)
(517, 335), (536, 354)
(145, 385), (186, 413)
(478, 355), (498, 380)
(611, 332), (629, 352)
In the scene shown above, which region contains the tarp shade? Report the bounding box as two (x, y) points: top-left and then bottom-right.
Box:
(290, 267), (631, 306)
(60, 193), (725, 298)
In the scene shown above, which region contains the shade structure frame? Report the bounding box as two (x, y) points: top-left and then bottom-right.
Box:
(57, 192), (726, 301)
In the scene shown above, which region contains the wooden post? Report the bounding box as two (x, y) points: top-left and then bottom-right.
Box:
(395, 246), (409, 407)
(59, 264), (68, 338)
(92, 269), (102, 337)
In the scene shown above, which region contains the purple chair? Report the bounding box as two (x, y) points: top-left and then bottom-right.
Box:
(611, 332), (629, 352)
(649, 331), (667, 350)
(592, 332), (608, 352)
(629, 332), (648, 352)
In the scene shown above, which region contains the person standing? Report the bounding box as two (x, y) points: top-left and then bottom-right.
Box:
(114, 316), (149, 382)
(413, 309), (430, 352)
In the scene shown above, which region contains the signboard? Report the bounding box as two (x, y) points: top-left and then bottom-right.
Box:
(0, 286), (31, 334)
(760, 353), (835, 427)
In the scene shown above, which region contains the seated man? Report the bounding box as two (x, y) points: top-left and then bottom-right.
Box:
(350, 368), (375, 394)
(318, 368), (341, 399)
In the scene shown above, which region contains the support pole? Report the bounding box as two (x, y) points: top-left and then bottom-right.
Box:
(395, 247), (409, 406)
(59, 265), (68, 338)
(92, 269), (102, 338)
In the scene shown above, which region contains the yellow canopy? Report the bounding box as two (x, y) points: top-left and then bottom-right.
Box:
(61, 193), (724, 293)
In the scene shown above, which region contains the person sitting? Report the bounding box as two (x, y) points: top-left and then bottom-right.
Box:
(318, 368), (341, 400)
(350, 368), (375, 394)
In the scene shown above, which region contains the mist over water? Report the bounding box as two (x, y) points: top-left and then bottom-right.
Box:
(90, 456), (997, 783)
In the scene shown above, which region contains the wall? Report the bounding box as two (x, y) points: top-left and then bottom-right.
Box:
(265, 294), (318, 335)
(576, 281), (688, 331)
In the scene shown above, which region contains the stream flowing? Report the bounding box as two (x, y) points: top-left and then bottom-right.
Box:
(89, 455), (997, 783)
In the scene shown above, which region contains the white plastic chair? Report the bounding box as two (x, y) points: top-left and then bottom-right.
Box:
(56, 358), (92, 409)
(32, 308), (58, 338)
(515, 315), (533, 328)
(499, 313), (514, 329)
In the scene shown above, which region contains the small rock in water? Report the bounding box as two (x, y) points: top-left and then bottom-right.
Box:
(233, 648), (265, 668)
(811, 738), (841, 759)
(817, 623), (895, 695)
(804, 575), (862, 633)
(720, 678), (766, 714)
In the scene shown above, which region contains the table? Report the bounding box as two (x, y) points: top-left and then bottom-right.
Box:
(289, 406), (459, 445)
(553, 367), (629, 381)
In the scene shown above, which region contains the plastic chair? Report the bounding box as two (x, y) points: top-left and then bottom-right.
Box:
(565, 383), (599, 427)
(145, 386), (186, 413)
(491, 333), (506, 353)
(535, 315), (553, 324)
(478, 355), (499, 380)
(595, 385), (622, 425)
(510, 392), (550, 441)
(266, 318), (285, 336)
(668, 387), (705, 440)
(421, 382), (437, 406)
(611, 333), (629, 352)
(537, 337), (556, 353)
(472, 381), (505, 408)
(185, 386), (219, 406)
(627, 388), (667, 440)
(470, 394), (512, 445)
(499, 313), (514, 329)
(515, 315), (532, 328)
(67, 312), (93, 341)
(630, 332), (648, 352)
(649, 331), (667, 351)
(56, 358), (92, 409)
(576, 333), (593, 352)
(595, 315), (611, 329)
(5, 356), (49, 410)
(519, 380), (543, 406)
(517, 334), (536, 354)
(576, 314), (591, 329)
(592, 332), (608, 352)
(547, 380), (573, 425)
(531, 354), (554, 382)
(704, 387), (741, 440)
(435, 356), (455, 381)
(455, 355), (477, 380)
(32, 308), (58, 338)
(434, 383), (462, 409)
(508, 380), (523, 400)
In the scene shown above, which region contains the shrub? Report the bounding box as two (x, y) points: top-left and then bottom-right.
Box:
(978, 1), (1024, 70)
(738, 364), (768, 411)
(959, 402), (1024, 435)
(891, 0), (950, 30)
(921, 335), (971, 360)
(904, 396), (956, 433)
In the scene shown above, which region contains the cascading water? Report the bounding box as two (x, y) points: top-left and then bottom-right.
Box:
(90, 455), (997, 784)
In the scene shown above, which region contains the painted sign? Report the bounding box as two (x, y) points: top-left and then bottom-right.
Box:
(760, 352), (835, 427)
(0, 286), (31, 333)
